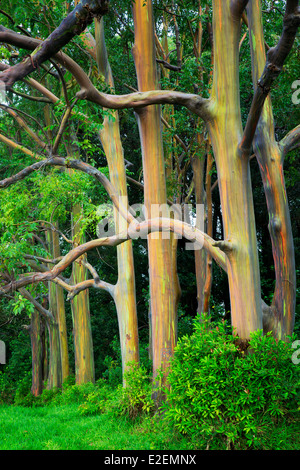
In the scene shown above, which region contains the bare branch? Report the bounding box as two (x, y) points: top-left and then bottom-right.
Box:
(18, 287), (55, 324)
(0, 24), (213, 122)
(66, 277), (115, 300)
(34, 220), (73, 245)
(0, 0), (109, 89)
(23, 254), (64, 265)
(156, 59), (181, 72)
(77, 87), (213, 120)
(0, 231), (130, 295)
(0, 214), (228, 297)
(0, 133), (43, 160)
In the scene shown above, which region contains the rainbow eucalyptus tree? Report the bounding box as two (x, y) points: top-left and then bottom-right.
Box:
(89, 18), (140, 376)
(247, 0), (298, 338)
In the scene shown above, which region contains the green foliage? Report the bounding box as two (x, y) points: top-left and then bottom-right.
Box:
(78, 379), (113, 416)
(0, 372), (15, 404)
(11, 295), (35, 317)
(102, 355), (122, 388)
(116, 362), (155, 418)
(77, 362), (157, 419)
(162, 316), (300, 450)
(14, 372), (35, 406)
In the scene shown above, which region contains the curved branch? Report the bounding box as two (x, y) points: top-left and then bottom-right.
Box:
(0, 214), (228, 297)
(77, 87), (213, 120)
(0, 26), (213, 121)
(24, 254), (64, 265)
(0, 133), (43, 160)
(0, 230), (130, 295)
(21, 255), (114, 299)
(18, 287), (55, 324)
(279, 123), (300, 158)
(0, 0), (109, 89)
(65, 278), (115, 300)
(133, 218), (228, 272)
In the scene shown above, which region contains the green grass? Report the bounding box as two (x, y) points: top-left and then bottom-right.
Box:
(0, 404), (192, 451)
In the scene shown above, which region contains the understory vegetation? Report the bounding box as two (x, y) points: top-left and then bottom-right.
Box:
(0, 0), (299, 452)
(1, 317), (299, 450)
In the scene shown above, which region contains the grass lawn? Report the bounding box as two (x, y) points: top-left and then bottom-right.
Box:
(0, 403), (299, 451)
(0, 404), (190, 451)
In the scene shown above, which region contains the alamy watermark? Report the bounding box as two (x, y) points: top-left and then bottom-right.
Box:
(96, 199), (205, 251)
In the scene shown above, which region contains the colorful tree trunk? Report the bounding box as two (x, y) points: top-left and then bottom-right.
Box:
(94, 18), (140, 377)
(70, 203), (95, 384)
(46, 230), (62, 389)
(247, 0), (296, 338)
(207, 0), (263, 341)
(52, 227), (70, 381)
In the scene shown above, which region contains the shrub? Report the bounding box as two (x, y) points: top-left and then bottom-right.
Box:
(116, 362), (156, 419)
(161, 315), (300, 450)
(102, 355), (122, 388)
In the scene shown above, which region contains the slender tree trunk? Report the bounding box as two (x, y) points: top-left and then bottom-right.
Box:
(158, 18), (181, 340)
(46, 319), (62, 389)
(95, 18), (139, 379)
(192, 142), (207, 317)
(46, 230), (62, 389)
(207, 0), (263, 341)
(30, 309), (44, 396)
(70, 203), (95, 384)
(247, 1), (296, 338)
(132, 0), (177, 390)
(65, 132), (95, 384)
(41, 311), (48, 383)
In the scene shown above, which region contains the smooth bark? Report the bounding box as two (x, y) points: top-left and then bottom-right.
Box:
(70, 204), (95, 384)
(29, 309), (44, 396)
(247, 0), (296, 338)
(95, 18), (140, 378)
(132, 0), (178, 391)
(52, 227), (70, 380)
(207, 0), (263, 340)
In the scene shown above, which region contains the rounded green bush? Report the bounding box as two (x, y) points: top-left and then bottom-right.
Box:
(162, 315), (300, 450)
